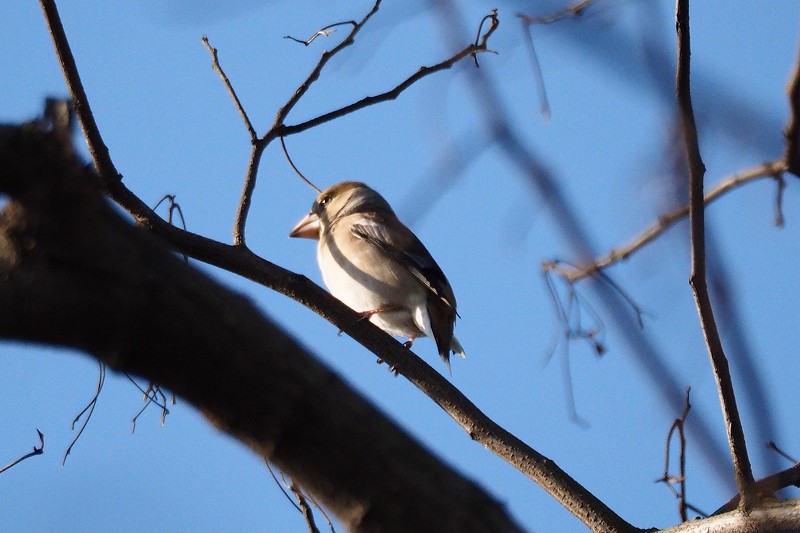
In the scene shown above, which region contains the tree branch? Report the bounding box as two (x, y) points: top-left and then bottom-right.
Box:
(675, 0), (755, 508)
(39, 0), (120, 184)
(0, 119), (525, 533)
(546, 160), (786, 283)
(33, 10), (618, 529)
(783, 40), (800, 176)
(202, 35), (257, 142)
(230, 0), (382, 245)
(0, 430), (44, 474)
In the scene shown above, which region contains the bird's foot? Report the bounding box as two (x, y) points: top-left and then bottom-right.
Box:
(376, 358), (400, 377)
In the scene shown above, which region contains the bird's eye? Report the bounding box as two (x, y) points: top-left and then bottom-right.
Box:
(320, 194), (332, 206)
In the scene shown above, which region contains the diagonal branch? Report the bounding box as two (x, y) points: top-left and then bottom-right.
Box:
(202, 35), (257, 142)
(271, 2), (381, 130)
(0, 119), (525, 533)
(39, 0), (120, 183)
(548, 160), (786, 283)
(675, 0), (755, 509)
(276, 35), (498, 137)
(229, 1), (381, 246)
(0, 430), (45, 474)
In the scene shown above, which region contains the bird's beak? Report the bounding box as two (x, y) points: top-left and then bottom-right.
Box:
(289, 212), (321, 239)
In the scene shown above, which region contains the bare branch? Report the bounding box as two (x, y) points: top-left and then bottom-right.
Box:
(232, 3), (498, 245)
(0, 430), (44, 474)
(471, 9), (499, 67)
(519, 18), (551, 121)
(675, 0), (755, 508)
(280, 136), (321, 193)
(284, 21), (356, 47)
(517, 0), (595, 26)
(63, 362), (106, 465)
(273, 2), (380, 129)
(202, 35), (257, 142)
(0, 120), (526, 533)
(550, 160), (786, 283)
(39, 0), (120, 184)
(656, 389), (706, 521)
(782, 40), (800, 176)
(768, 441), (798, 464)
(275, 12), (499, 138)
(125, 375), (171, 433)
(290, 482), (323, 533)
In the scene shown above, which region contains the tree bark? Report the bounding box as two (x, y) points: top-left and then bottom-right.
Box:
(0, 118), (525, 533)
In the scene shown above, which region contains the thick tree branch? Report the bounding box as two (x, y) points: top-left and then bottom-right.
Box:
(716, 462), (800, 515)
(659, 499), (800, 533)
(675, 0), (755, 508)
(0, 120), (525, 533)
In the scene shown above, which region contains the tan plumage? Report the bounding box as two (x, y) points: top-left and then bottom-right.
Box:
(290, 181), (464, 370)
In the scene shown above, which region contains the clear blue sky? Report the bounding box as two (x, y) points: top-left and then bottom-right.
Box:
(2, 1), (799, 531)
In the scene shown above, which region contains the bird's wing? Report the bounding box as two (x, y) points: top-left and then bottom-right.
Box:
(351, 217), (457, 312)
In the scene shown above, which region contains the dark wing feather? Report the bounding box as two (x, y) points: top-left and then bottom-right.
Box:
(351, 218), (457, 313)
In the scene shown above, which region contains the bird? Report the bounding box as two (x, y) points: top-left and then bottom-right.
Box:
(289, 181), (464, 370)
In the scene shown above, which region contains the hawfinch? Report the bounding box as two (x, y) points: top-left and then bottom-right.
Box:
(290, 181), (465, 370)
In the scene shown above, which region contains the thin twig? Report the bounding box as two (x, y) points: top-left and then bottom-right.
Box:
(518, 0), (595, 25)
(273, 3), (380, 129)
(266, 462), (304, 514)
(124, 374), (171, 433)
(63, 362), (105, 465)
(471, 10), (499, 67)
(275, 15), (499, 139)
(550, 160), (786, 283)
(280, 137), (321, 193)
(154, 194), (187, 231)
(266, 462), (334, 533)
(519, 18), (552, 121)
(0, 430), (45, 474)
(676, 0), (755, 509)
(284, 21), (356, 46)
(202, 35), (257, 142)
(656, 388), (704, 522)
(154, 194), (189, 262)
(768, 441), (798, 464)
(516, 0), (595, 119)
(290, 483), (322, 533)
(233, 2), (499, 244)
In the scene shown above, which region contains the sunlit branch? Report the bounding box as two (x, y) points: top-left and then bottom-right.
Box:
(549, 160), (786, 283)
(675, 0), (755, 509)
(202, 36), (257, 142)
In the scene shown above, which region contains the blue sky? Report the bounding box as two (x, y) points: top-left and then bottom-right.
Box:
(2, 1), (799, 532)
